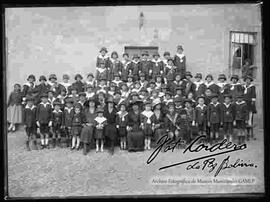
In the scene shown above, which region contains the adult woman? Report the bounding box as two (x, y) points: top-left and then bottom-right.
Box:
(104, 96), (118, 155)
(80, 97), (96, 155)
(151, 99), (166, 147)
(127, 100), (144, 152)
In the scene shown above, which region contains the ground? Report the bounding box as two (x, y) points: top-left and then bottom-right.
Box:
(7, 126), (264, 198)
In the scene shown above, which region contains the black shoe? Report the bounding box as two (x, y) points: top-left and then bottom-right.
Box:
(41, 145), (45, 149)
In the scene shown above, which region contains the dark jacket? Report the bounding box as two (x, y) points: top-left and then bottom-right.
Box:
(22, 105), (37, 127)
(8, 91), (23, 106)
(36, 102), (52, 124)
(207, 102), (222, 123)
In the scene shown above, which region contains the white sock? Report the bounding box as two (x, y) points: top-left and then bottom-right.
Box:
(41, 139), (44, 145)
(72, 137), (76, 148)
(100, 141), (104, 151)
(76, 137), (80, 148)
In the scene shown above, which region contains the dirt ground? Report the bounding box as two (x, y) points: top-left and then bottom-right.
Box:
(7, 125), (264, 198)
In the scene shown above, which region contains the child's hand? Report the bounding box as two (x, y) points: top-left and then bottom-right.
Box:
(220, 122), (223, 126)
(233, 121), (236, 126)
(37, 128), (40, 134)
(61, 125), (65, 129)
(208, 122), (210, 127)
(48, 121), (52, 127)
(192, 121), (195, 126)
(24, 125), (27, 129)
(116, 125), (119, 129)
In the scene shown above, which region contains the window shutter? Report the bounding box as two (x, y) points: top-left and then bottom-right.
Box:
(231, 32), (256, 44)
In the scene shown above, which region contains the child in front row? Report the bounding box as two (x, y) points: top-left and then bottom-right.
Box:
(62, 98), (75, 147)
(141, 101), (154, 150)
(36, 93), (52, 149)
(116, 101), (128, 150)
(50, 101), (64, 148)
(94, 107), (107, 152)
(194, 96), (207, 136)
(22, 96), (37, 151)
(70, 104), (85, 150)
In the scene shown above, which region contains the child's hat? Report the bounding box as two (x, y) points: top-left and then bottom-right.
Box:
(211, 93), (219, 99)
(100, 47), (108, 53)
(127, 74), (134, 78)
(236, 94), (244, 99)
(149, 79), (156, 84)
(177, 45), (184, 50)
(96, 107), (104, 114)
(144, 99), (152, 106)
(60, 88), (67, 92)
(130, 92), (139, 97)
(140, 87), (148, 93)
(39, 75), (47, 81)
(175, 86), (184, 91)
(47, 89), (55, 94)
(183, 98), (192, 104)
(75, 74), (83, 80)
(70, 85), (77, 91)
(223, 94), (232, 99)
(74, 103), (82, 109)
(167, 101), (175, 107)
(40, 93), (48, 98)
(130, 100), (143, 107)
(87, 73), (94, 78)
(185, 71), (193, 78)
(152, 99), (162, 108)
(100, 60), (106, 65)
(65, 97), (74, 104)
(86, 84), (94, 89)
(194, 73), (202, 79)
(152, 52), (160, 57)
(27, 74), (36, 81)
(165, 91), (172, 96)
(49, 74), (57, 81)
(132, 54), (140, 59)
(25, 95), (34, 102)
(155, 74), (162, 78)
(139, 72), (145, 77)
(100, 77), (107, 81)
(141, 50), (149, 56)
(122, 52), (129, 57)
(111, 51), (118, 58)
(243, 75), (254, 82)
(53, 101), (62, 107)
(88, 97), (96, 103)
(205, 74), (213, 80)
(218, 74), (227, 81)
(63, 74), (70, 80)
(114, 73), (120, 77)
(106, 96), (115, 104)
(163, 51), (170, 56)
(79, 92), (86, 97)
(174, 96), (183, 103)
(167, 57), (173, 62)
(196, 95), (205, 100)
(230, 74), (239, 81)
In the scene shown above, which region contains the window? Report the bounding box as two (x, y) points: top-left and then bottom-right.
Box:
(124, 46), (158, 59)
(230, 31), (257, 77)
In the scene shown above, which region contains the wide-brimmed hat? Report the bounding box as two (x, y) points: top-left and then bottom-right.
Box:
(218, 74), (227, 81)
(39, 75), (47, 82)
(194, 73), (202, 79)
(100, 47), (108, 53)
(122, 52), (129, 57)
(196, 95), (205, 100)
(177, 45), (184, 51)
(130, 100), (143, 107)
(25, 96), (34, 102)
(243, 75), (254, 82)
(132, 54), (140, 59)
(174, 96), (183, 103)
(183, 98), (192, 104)
(96, 107), (104, 114)
(152, 99), (162, 109)
(27, 74), (36, 82)
(223, 94), (232, 99)
(106, 96), (115, 104)
(40, 93), (48, 98)
(163, 51), (170, 56)
(87, 73), (94, 78)
(230, 75), (239, 81)
(64, 97), (74, 104)
(205, 74), (213, 80)
(141, 50), (149, 56)
(78, 92), (86, 97)
(211, 93), (219, 99)
(152, 52), (160, 57)
(63, 74), (70, 80)
(185, 71), (193, 78)
(111, 51), (118, 58)
(49, 74), (57, 81)
(118, 100), (127, 107)
(75, 74), (83, 80)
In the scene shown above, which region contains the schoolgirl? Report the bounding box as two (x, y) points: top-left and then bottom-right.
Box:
(109, 51), (122, 81)
(116, 101), (129, 150)
(94, 107), (107, 152)
(50, 101), (64, 148)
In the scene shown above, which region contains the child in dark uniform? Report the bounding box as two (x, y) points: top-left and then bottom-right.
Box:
(94, 107), (107, 152)
(221, 94), (235, 142)
(116, 101), (128, 150)
(234, 94), (248, 144)
(96, 47), (109, 69)
(36, 93), (52, 149)
(229, 75), (244, 101)
(207, 93), (222, 143)
(62, 98), (75, 147)
(22, 96), (37, 151)
(194, 96), (207, 136)
(71, 104), (85, 150)
(140, 100), (154, 150)
(50, 101), (64, 148)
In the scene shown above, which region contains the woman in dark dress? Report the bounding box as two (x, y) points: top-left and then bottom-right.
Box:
(104, 96), (118, 155)
(80, 97), (96, 155)
(127, 100), (144, 152)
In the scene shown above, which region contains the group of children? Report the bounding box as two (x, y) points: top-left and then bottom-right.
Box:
(6, 45), (257, 154)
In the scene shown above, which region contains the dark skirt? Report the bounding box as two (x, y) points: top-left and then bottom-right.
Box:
(71, 126), (82, 137)
(197, 122), (206, 132)
(210, 123), (220, 133)
(52, 124), (61, 133)
(40, 124), (49, 134)
(80, 126), (94, 143)
(104, 124), (117, 140)
(223, 122), (233, 134)
(127, 130), (144, 151)
(143, 125), (153, 137)
(94, 129), (104, 140)
(25, 126), (37, 137)
(246, 100), (257, 113)
(118, 126), (127, 137)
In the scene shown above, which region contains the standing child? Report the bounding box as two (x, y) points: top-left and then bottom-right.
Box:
(194, 96), (208, 136)
(140, 51), (151, 81)
(111, 73), (123, 88)
(116, 101), (129, 150)
(183, 99), (196, 143)
(194, 73), (206, 98)
(243, 75), (256, 140)
(207, 93), (222, 143)
(57, 88), (67, 107)
(50, 101), (64, 148)
(36, 93), (52, 149)
(96, 47), (110, 69)
(173, 45), (186, 79)
(7, 84), (23, 132)
(221, 94), (235, 142)
(72, 74), (84, 94)
(78, 92), (87, 109)
(68, 86), (79, 105)
(70, 104), (85, 150)
(164, 102), (179, 140)
(162, 51), (171, 67)
(184, 71), (196, 96)
(96, 61), (110, 84)
(217, 74), (230, 103)
(48, 74), (65, 97)
(36, 75), (51, 102)
(85, 84), (96, 100)
(47, 90), (56, 108)
(150, 52), (164, 80)
(94, 107), (107, 152)
(138, 72), (149, 89)
(85, 73), (96, 89)
(234, 94), (248, 144)
(62, 98), (75, 147)
(204, 74), (219, 95)
(109, 51), (122, 81)
(22, 75), (36, 105)
(121, 53), (132, 82)
(229, 75), (244, 101)
(126, 75), (134, 89)
(60, 74), (71, 94)
(130, 54), (141, 81)
(140, 101), (154, 150)
(164, 57), (176, 86)
(22, 96), (37, 151)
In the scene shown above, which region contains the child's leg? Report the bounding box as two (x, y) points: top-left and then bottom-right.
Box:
(123, 137), (127, 149)
(25, 127), (30, 151)
(148, 137), (151, 149)
(76, 136), (80, 149)
(40, 132), (45, 148)
(83, 142), (87, 155)
(32, 132), (38, 150)
(45, 133), (49, 148)
(52, 131), (56, 148)
(71, 136), (76, 149)
(57, 133), (62, 147)
(96, 139), (99, 152)
(100, 139), (104, 152)
(144, 137), (147, 150)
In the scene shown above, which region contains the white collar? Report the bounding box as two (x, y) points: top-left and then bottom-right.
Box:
(98, 54), (109, 59)
(53, 109), (62, 113)
(97, 67), (106, 73)
(25, 105), (36, 110)
(223, 103), (231, 108)
(194, 80), (204, 85)
(110, 58), (119, 63)
(205, 81), (215, 87)
(24, 82), (35, 88)
(117, 111), (128, 116)
(141, 110), (154, 118)
(112, 80), (121, 84)
(196, 104), (206, 109)
(176, 53), (185, 58)
(60, 82), (71, 87)
(151, 58), (162, 63)
(122, 60), (131, 64)
(40, 102), (50, 107)
(65, 107), (73, 112)
(210, 102), (220, 107)
(95, 116), (107, 123)
(132, 60), (140, 64)
(244, 84), (254, 88)
(236, 101), (246, 105)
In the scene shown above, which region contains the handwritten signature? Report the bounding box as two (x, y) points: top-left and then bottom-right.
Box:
(147, 134), (257, 176)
